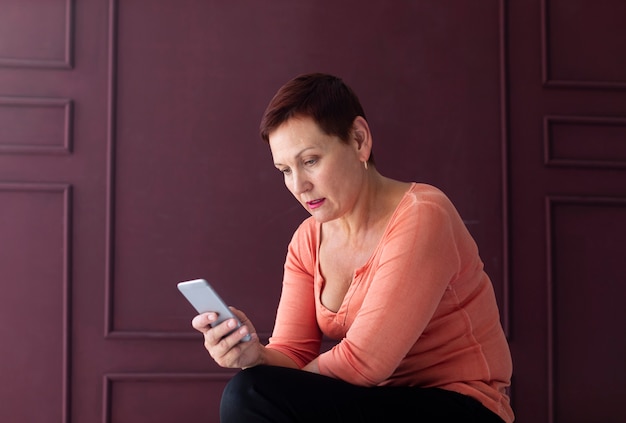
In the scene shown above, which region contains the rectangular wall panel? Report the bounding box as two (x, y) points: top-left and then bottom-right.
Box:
(0, 0), (73, 68)
(543, 0), (626, 87)
(104, 0), (509, 344)
(0, 183), (71, 423)
(544, 116), (626, 169)
(104, 373), (232, 423)
(0, 97), (72, 154)
(547, 196), (626, 423)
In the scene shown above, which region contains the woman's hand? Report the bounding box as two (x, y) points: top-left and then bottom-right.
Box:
(192, 307), (263, 369)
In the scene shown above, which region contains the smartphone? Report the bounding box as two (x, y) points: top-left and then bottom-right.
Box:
(177, 278), (251, 342)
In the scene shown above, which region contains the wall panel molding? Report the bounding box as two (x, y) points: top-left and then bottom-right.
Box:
(103, 0), (512, 343)
(541, 0), (626, 89)
(104, 0), (116, 338)
(103, 372), (234, 423)
(497, 0), (511, 337)
(545, 195), (626, 423)
(103, 0), (196, 339)
(0, 182), (72, 423)
(543, 115), (626, 169)
(0, 96), (73, 155)
(0, 0), (74, 69)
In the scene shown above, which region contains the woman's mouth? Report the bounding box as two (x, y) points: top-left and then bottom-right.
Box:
(307, 198), (325, 209)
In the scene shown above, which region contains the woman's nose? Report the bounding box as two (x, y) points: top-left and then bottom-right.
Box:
(290, 171), (311, 195)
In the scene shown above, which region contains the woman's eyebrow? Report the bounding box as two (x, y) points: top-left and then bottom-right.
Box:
(273, 147), (316, 167)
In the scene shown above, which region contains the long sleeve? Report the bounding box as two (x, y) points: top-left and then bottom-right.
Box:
(265, 218), (323, 367)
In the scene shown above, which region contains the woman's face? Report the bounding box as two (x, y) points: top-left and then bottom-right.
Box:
(268, 116), (365, 222)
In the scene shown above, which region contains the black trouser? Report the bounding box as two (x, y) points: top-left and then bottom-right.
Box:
(220, 366), (505, 423)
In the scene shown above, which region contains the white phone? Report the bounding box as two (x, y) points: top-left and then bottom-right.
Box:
(177, 278), (251, 342)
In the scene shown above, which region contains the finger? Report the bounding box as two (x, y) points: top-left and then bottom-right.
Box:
(203, 318), (240, 347)
(210, 327), (258, 367)
(228, 307), (256, 335)
(191, 312), (217, 332)
(207, 319), (252, 353)
(228, 307), (249, 323)
(205, 332), (237, 364)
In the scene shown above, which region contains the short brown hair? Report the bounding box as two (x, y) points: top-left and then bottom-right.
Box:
(259, 73), (367, 145)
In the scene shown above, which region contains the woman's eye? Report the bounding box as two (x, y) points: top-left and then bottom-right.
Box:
(280, 168), (291, 175)
(304, 158), (317, 166)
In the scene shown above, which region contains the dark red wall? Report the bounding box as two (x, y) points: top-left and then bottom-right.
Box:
(0, 1), (624, 422)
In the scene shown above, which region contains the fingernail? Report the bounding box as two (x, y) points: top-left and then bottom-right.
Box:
(207, 313), (217, 321)
(227, 319), (236, 328)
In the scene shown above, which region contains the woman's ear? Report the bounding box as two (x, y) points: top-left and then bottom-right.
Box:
(352, 116), (372, 160)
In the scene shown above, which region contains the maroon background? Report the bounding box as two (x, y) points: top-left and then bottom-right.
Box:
(0, 1), (624, 422)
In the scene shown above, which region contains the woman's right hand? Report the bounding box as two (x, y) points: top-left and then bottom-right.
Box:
(191, 307), (263, 369)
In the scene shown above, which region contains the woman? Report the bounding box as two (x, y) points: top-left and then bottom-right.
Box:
(192, 73), (514, 422)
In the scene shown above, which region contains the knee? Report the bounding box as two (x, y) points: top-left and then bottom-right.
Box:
(221, 367), (258, 407)
(220, 366), (279, 422)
